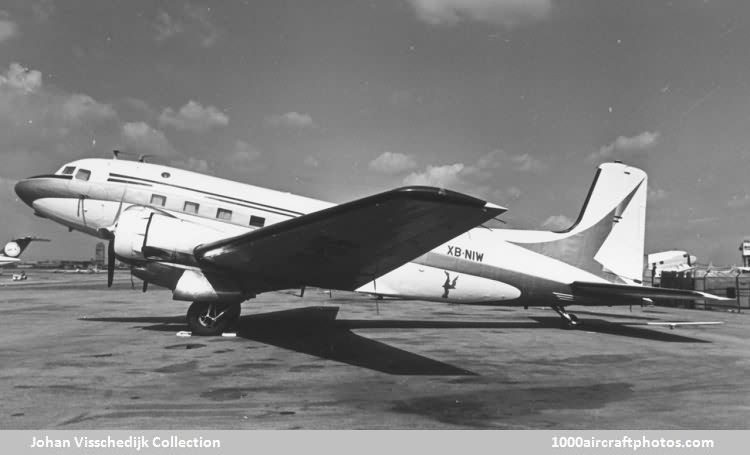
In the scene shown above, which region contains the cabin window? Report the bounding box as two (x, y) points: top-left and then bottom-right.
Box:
(161, 172), (171, 178)
(61, 166), (76, 175)
(249, 215), (265, 227)
(150, 194), (166, 206)
(216, 208), (232, 221)
(75, 169), (91, 181)
(184, 201), (199, 214)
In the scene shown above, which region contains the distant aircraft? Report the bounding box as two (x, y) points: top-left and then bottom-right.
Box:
(647, 250), (696, 278)
(14, 156), (725, 335)
(0, 236), (49, 268)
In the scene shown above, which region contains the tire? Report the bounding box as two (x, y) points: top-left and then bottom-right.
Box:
(186, 301), (241, 336)
(563, 314), (579, 330)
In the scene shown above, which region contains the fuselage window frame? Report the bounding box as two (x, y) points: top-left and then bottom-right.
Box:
(216, 208), (232, 221)
(150, 194), (167, 207)
(184, 201), (199, 214)
(249, 215), (265, 227)
(74, 169), (91, 181)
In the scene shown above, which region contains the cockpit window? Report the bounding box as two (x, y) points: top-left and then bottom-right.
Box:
(75, 169), (91, 181)
(61, 166), (76, 175)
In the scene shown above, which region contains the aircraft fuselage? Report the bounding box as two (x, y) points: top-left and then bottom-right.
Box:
(15, 158), (632, 308)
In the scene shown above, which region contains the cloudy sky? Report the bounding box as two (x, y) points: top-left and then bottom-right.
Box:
(2, 0), (750, 265)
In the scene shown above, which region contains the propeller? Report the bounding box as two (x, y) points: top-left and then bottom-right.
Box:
(107, 239), (115, 287)
(105, 190), (127, 289)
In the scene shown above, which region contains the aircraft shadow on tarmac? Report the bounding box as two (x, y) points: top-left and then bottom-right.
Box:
(82, 306), (709, 375)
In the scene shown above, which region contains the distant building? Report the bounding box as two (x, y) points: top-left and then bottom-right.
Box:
(95, 242), (106, 267)
(740, 240), (750, 267)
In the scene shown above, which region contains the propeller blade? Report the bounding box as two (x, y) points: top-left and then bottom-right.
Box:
(112, 189), (126, 224)
(107, 239), (115, 288)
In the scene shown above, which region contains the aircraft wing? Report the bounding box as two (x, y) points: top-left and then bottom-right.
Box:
(570, 281), (732, 303)
(195, 186), (505, 292)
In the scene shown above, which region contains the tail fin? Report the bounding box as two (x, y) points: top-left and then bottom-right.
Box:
(512, 162), (647, 284)
(2, 236), (50, 258)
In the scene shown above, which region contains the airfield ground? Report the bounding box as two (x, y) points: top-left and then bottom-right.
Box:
(1, 271), (748, 429)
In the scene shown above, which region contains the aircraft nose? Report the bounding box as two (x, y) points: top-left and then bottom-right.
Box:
(15, 179), (41, 207)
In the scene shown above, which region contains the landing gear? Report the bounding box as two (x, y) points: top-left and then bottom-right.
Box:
(552, 305), (579, 329)
(186, 301), (241, 336)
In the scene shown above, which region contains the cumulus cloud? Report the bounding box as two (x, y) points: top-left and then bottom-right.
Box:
(62, 94), (116, 124)
(509, 153), (543, 172)
(0, 11), (18, 42)
(121, 97), (157, 118)
(407, 0), (553, 28)
(154, 11), (184, 42)
(0, 62), (41, 92)
(1, 63), (115, 124)
(32, 0), (55, 22)
(265, 112), (315, 128)
(592, 131), (660, 160)
(403, 163), (465, 187)
(184, 4), (219, 47)
(229, 140), (261, 163)
(541, 214), (573, 230)
(403, 149), (544, 199)
(121, 122), (175, 157)
(0, 62), (119, 175)
(183, 157), (210, 173)
(154, 5), (219, 47)
(369, 151), (417, 174)
(159, 100), (228, 131)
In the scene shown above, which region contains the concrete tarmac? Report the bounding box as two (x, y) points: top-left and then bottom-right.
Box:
(1, 271), (748, 429)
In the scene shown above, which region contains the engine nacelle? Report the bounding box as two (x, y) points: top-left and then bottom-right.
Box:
(113, 206), (232, 266)
(172, 269), (246, 302)
(131, 262), (248, 302)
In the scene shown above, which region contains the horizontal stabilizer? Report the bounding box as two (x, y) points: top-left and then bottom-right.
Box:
(571, 281), (732, 302)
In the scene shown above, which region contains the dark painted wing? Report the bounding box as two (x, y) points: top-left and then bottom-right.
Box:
(195, 186), (505, 292)
(571, 281), (731, 303)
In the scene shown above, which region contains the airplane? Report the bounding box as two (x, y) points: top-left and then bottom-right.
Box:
(0, 236), (49, 268)
(647, 250), (696, 278)
(14, 155), (725, 335)
(13, 154), (504, 334)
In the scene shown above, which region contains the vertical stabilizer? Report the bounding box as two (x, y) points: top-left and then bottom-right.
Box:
(1, 236), (50, 258)
(511, 162), (647, 284)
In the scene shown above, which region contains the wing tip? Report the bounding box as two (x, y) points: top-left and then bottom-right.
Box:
(394, 186), (506, 212)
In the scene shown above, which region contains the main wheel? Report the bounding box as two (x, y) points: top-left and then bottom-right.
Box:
(563, 313), (579, 330)
(186, 301), (241, 336)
